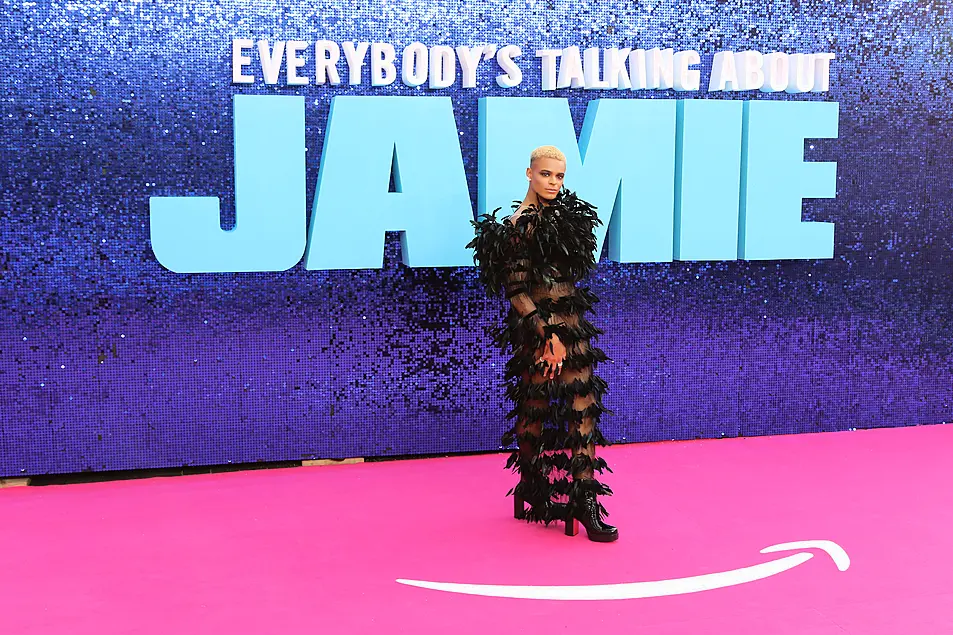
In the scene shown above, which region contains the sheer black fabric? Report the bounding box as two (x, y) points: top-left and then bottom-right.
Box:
(467, 189), (613, 525)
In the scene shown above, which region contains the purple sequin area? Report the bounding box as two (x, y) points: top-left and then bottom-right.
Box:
(1, 1), (951, 475)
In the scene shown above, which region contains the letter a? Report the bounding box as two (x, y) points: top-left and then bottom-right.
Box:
(306, 96), (474, 269)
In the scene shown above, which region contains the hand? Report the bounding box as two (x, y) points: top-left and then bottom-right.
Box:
(536, 334), (566, 380)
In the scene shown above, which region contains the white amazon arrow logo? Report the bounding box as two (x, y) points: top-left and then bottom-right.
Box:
(396, 540), (850, 600)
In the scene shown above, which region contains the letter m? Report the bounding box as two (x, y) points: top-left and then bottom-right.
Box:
(479, 97), (676, 263)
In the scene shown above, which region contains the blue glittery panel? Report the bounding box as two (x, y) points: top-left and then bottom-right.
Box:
(1, 0), (951, 476)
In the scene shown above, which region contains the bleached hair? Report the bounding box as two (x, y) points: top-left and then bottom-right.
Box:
(529, 145), (566, 166)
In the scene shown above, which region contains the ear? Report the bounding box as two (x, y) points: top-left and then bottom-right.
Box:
(525, 166), (532, 181)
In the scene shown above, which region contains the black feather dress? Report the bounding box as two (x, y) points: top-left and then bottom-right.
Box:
(467, 189), (613, 525)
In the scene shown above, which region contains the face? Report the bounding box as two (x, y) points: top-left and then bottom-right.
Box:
(526, 157), (566, 200)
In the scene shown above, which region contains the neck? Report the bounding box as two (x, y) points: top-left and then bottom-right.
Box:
(521, 188), (548, 210)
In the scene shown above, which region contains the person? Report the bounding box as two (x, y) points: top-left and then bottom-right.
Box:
(467, 145), (618, 542)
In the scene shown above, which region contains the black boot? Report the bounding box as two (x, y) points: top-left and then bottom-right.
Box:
(512, 471), (541, 520)
(514, 488), (526, 519)
(565, 490), (619, 542)
(512, 466), (562, 524)
(512, 438), (541, 520)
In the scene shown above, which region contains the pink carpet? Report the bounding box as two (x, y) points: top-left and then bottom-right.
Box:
(2, 425), (952, 634)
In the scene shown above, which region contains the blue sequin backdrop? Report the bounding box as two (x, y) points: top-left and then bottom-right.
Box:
(1, 0), (951, 477)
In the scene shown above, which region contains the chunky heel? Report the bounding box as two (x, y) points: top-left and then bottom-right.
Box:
(565, 516), (579, 536)
(567, 490), (619, 542)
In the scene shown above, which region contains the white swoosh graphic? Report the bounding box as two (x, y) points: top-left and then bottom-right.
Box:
(396, 540), (849, 600)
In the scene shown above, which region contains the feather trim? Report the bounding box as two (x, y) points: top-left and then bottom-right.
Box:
(467, 189), (616, 525)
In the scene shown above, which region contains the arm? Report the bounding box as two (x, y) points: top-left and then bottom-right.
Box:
(503, 253), (548, 339)
(467, 210), (564, 375)
(503, 245), (563, 352)
(503, 251), (566, 378)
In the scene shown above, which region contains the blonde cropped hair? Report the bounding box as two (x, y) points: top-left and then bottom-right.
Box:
(529, 145), (566, 166)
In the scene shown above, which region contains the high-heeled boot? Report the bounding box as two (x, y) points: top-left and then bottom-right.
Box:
(565, 490), (619, 542)
(513, 465), (555, 521)
(513, 472), (538, 519)
(512, 439), (541, 519)
(514, 484), (527, 519)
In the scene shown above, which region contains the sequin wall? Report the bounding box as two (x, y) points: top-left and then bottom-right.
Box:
(1, 0), (951, 477)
